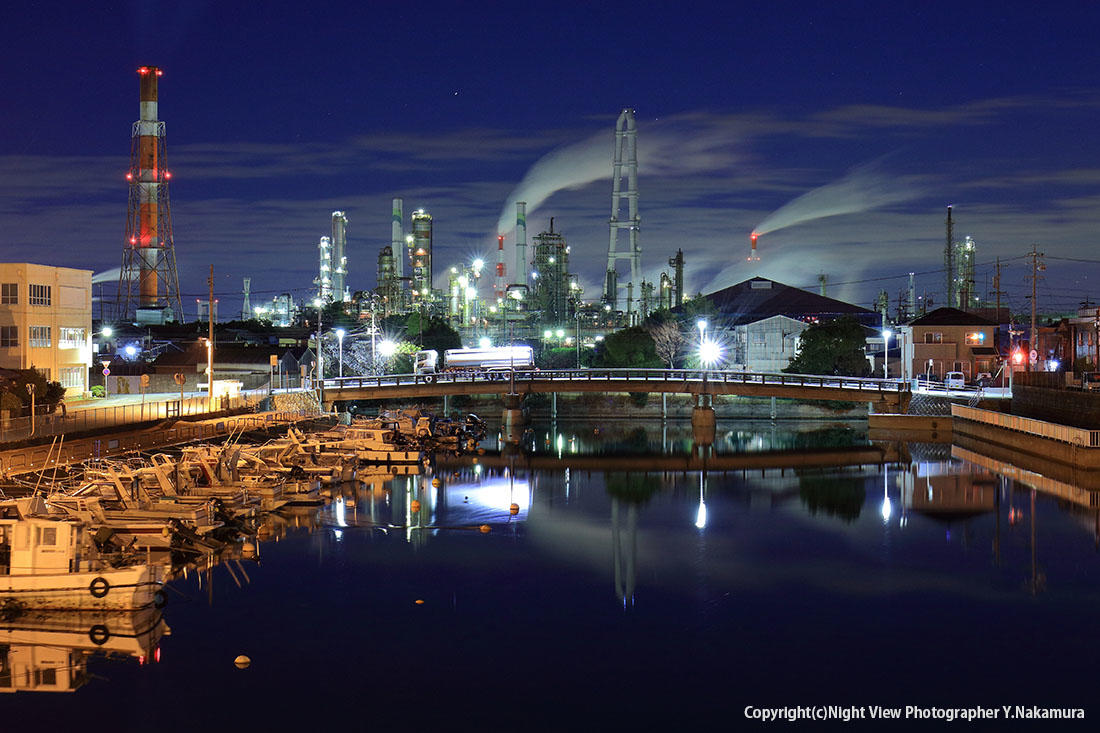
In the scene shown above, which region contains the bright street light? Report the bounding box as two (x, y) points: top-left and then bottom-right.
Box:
(378, 339), (397, 358)
(699, 339), (722, 367)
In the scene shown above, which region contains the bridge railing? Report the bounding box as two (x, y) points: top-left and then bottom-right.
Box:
(323, 369), (908, 394)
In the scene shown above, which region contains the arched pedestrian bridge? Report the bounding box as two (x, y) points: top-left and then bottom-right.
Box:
(321, 369), (910, 411)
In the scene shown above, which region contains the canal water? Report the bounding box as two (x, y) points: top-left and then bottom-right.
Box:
(8, 419), (1100, 729)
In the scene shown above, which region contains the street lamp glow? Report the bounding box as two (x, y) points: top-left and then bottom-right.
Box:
(478, 336), (492, 349)
(378, 339), (397, 358)
(696, 319), (708, 334)
(555, 329), (565, 338)
(102, 326), (113, 338)
(699, 339), (722, 367)
(472, 258), (484, 270)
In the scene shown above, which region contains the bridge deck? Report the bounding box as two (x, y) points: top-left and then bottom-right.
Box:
(322, 369), (910, 408)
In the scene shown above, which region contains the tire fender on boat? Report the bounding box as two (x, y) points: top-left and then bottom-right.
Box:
(89, 624), (110, 645)
(89, 576), (110, 598)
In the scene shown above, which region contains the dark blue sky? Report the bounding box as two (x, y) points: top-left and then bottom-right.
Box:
(3, 1), (1100, 318)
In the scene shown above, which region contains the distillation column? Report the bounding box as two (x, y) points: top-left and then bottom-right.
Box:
(604, 108), (641, 320)
(332, 211), (348, 302)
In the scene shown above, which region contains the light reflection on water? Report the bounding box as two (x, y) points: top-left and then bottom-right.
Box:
(7, 419), (1100, 726)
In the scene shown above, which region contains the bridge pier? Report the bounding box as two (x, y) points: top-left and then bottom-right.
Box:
(502, 392), (525, 443)
(692, 394), (716, 446)
(551, 391), (557, 421)
(444, 394), (449, 415)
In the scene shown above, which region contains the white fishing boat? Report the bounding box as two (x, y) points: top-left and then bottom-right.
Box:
(0, 497), (166, 612)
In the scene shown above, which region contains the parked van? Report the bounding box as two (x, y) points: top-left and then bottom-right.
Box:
(944, 371), (966, 389)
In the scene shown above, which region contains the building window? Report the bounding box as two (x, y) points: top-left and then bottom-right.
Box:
(0, 325), (16, 347)
(29, 325), (51, 348)
(924, 332), (942, 344)
(60, 367), (84, 389)
(59, 327), (85, 349)
(29, 284), (51, 306)
(0, 283), (16, 304)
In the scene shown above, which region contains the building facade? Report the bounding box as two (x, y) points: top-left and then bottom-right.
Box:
(0, 263), (93, 396)
(900, 307), (997, 382)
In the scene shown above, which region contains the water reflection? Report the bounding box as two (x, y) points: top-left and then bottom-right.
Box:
(10, 417), (1100, 712)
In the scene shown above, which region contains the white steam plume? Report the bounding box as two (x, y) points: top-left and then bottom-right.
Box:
(753, 157), (921, 236)
(496, 114), (739, 235)
(92, 267), (121, 283)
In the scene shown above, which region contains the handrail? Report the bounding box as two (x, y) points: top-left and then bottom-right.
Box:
(952, 404), (1100, 447)
(323, 369), (909, 393)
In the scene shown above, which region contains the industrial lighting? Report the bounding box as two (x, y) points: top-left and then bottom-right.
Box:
(544, 329), (552, 339)
(102, 327), (113, 338)
(378, 339), (397, 358)
(472, 258), (484, 270)
(555, 329), (565, 338)
(697, 319), (708, 334)
(478, 337), (492, 349)
(699, 339), (722, 367)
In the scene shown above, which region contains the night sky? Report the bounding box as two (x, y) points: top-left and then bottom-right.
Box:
(2, 1), (1099, 320)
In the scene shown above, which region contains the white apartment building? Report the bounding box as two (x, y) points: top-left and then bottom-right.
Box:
(0, 263), (93, 396)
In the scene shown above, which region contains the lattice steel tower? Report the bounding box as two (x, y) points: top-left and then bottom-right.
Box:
(603, 108), (641, 320)
(117, 66), (182, 323)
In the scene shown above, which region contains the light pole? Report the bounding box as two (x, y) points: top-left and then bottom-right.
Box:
(882, 328), (893, 379)
(336, 328), (345, 378)
(575, 311), (582, 369)
(313, 298), (323, 390)
(203, 338), (213, 409)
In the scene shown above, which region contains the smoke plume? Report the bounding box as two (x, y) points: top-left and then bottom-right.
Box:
(753, 157), (921, 235)
(496, 114), (739, 235)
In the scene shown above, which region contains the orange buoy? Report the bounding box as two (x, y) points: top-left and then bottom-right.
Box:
(479, 524), (491, 534)
(509, 503), (520, 515)
(414, 599), (425, 605)
(410, 500), (421, 513)
(431, 478), (441, 488)
(234, 655), (251, 669)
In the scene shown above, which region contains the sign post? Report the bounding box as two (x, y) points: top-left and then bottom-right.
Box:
(173, 373), (186, 416)
(101, 360), (111, 398)
(140, 373), (150, 419)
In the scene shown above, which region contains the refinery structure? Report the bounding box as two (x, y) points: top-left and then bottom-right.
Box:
(94, 69), (1009, 378)
(101, 71), (689, 349)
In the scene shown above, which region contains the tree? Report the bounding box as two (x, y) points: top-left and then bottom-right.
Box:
(646, 319), (684, 368)
(783, 316), (871, 376)
(404, 314), (461, 354)
(0, 368), (66, 415)
(593, 326), (662, 368)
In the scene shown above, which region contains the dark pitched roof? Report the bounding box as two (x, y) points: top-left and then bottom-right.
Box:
(908, 307), (996, 327)
(152, 341), (280, 367)
(687, 277), (877, 326)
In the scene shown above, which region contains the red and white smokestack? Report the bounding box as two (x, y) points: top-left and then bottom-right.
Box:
(135, 65), (165, 307)
(495, 235), (506, 299)
(748, 231), (760, 262)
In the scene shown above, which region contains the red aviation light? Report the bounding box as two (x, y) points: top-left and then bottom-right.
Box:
(164, 171), (172, 180)
(156, 69), (163, 76)
(155, 647), (162, 663)
(138, 67), (149, 75)
(751, 231), (758, 244)
(125, 172), (133, 181)
(130, 237), (137, 244)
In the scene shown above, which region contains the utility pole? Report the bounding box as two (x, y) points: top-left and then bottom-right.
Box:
(1028, 247), (1044, 372)
(207, 265), (215, 405)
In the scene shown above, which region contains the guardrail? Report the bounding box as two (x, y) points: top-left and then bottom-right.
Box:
(952, 404), (1100, 447)
(0, 388), (274, 444)
(323, 368), (909, 394)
